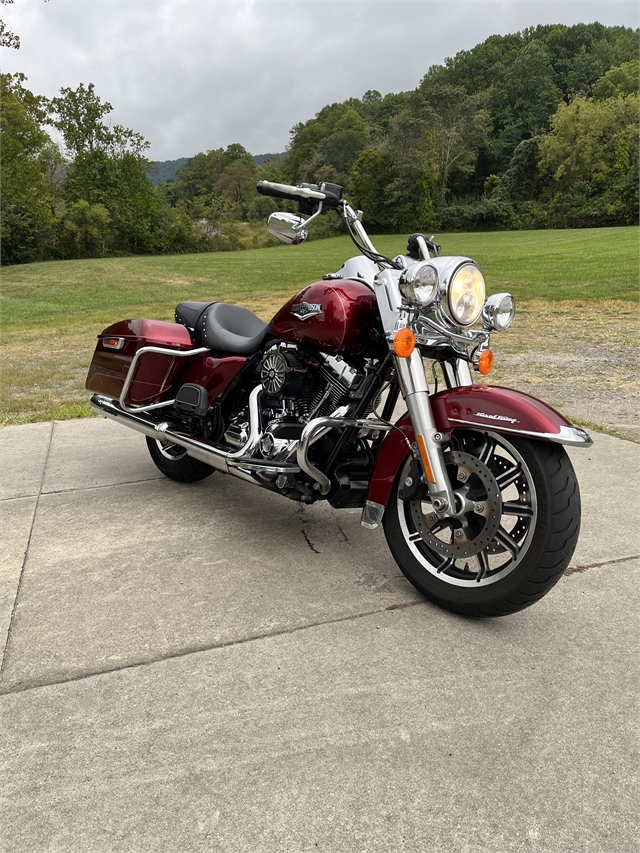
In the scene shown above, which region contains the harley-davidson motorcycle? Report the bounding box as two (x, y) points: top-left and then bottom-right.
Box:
(87, 179), (591, 617)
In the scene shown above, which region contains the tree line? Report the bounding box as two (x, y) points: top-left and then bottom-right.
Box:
(284, 22), (638, 233)
(1, 21), (637, 265)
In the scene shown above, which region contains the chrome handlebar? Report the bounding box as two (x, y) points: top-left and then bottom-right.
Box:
(256, 180), (326, 202)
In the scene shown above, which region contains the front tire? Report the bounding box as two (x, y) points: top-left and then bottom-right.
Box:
(383, 431), (581, 617)
(146, 437), (215, 483)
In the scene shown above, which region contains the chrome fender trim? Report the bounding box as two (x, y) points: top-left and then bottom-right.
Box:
(445, 419), (593, 446)
(365, 390), (592, 514)
(428, 386), (593, 448)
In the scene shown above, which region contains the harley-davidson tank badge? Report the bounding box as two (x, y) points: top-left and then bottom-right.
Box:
(291, 301), (323, 321)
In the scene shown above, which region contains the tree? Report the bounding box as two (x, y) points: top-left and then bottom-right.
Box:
(49, 82), (148, 158)
(0, 0), (19, 50)
(349, 149), (395, 231)
(58, 200), (111, 258)
(494, 138), (541, 203)
(172, 144), (253, 204)
(215, 158), (256, 214)
(539, 93), (639, 189)
(593, 60), (639, 100)
(538, 92), (639, 225)
(0, 73), (57, 264)
(48, 82), (160, 253)
(316, 108), (369, 178)
(409, 83), (491, 199)
(380, 112), (438, 231)
(491, 40), (561, 161)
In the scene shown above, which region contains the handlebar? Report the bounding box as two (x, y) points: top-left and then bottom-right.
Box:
(256, 179), (399, 270)
(256, 180), (326, 202)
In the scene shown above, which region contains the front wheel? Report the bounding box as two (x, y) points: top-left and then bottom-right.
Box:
(382, 431), (581, 617)
(146, 437), (215, 483)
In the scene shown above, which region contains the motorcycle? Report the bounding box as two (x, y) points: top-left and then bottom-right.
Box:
(86, 179), (591, 617)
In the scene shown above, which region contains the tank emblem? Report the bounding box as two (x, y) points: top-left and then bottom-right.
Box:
(291, 302), (323, 321)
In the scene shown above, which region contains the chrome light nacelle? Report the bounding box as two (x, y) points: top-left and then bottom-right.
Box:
(482, 293), (516, 331)
(401, 256), (486, 329)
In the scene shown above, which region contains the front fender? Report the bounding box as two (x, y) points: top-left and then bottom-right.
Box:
(366, 385), (591, 514)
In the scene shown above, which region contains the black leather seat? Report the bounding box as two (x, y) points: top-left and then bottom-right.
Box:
(174, 301), (213, 335)
(175, 301), (267, 355)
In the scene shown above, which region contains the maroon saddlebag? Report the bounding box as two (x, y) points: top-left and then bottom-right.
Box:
(86, 319), (194, 405)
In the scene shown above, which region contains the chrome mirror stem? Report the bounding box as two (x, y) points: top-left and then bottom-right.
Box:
(296, 200), (324, 230)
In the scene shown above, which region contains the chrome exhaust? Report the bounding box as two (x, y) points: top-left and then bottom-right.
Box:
(91, 388), (392, 495)
(90, 387), (300, 484)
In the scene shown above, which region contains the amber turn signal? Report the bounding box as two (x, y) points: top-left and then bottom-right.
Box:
(416, 434), (435, 483)
(477, 349), (494, 375)
(393, 328), (416, 358)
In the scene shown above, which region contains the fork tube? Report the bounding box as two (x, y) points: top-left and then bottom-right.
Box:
(442, 357), (473, 388)
(395, 350), (455, 513)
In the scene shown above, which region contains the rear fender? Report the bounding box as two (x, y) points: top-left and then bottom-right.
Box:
(365, 385), (591, 517)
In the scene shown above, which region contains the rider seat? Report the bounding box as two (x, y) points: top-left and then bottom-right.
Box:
(175, 301), (267, 356)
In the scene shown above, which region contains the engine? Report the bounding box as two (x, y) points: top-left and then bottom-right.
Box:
(221, 343), (370, 469)
(218, 343), (377, 505)
(260, 343), (363, 421)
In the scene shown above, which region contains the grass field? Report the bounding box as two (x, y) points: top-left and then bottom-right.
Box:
(1, 226), (638, 426)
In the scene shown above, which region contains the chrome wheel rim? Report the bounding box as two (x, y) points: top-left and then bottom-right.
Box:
(155, 440), (187, 460)
(398, 431), (537, 587)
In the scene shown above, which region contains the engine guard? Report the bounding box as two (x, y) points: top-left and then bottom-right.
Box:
(363, 385), (591, 525)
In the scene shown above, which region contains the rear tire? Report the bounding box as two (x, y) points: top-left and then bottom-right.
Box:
(383, 432), (581, 617)
(146, 437), (215, 483)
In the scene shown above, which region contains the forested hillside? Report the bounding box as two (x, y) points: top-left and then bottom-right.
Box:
(2, 22), (637, 265)
(146, 158), (189, 185)
(147, 153), (286, 184)
(283, 23), (638, 232)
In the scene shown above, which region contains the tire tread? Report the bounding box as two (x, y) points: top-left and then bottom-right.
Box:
(384, 437), (581, 618)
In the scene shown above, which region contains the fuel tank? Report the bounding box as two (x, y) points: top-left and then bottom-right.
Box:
(267, 279), (376, 355)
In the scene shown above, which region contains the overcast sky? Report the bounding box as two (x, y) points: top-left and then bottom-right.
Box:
(2, 0), (638, 161)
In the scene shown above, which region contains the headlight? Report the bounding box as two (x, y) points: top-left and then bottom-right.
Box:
(448, 263), (485, 326)
(482, 293), (515, 331)
(399, 261), (438, 308)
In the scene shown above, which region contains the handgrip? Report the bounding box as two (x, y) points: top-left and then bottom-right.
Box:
(256, 180), (326, 202)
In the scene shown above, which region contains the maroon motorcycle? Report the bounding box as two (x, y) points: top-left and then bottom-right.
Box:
(87, 180), (590, 617)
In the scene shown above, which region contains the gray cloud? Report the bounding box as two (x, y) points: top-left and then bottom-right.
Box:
(3, 0), (638, 160)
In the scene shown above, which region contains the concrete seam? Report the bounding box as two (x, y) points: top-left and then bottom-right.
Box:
(40, 477), (164, 497)
(0, 477), (164, 502)
(0, 600), (424, 696)
(0, 421), (55, 684)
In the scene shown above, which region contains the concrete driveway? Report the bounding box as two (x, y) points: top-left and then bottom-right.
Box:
(1, 418), (638, 853)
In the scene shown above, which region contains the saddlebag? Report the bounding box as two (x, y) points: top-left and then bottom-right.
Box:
(86, 319), (195, 405)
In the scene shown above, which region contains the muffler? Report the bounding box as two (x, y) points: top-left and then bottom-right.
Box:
(90, 386), (300, 485)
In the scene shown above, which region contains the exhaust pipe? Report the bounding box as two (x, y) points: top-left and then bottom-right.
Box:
(92, 387), (392, 495)
(90, 386), (300, 484)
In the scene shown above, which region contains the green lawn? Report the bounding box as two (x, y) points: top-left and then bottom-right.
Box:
(2, 226), (637, 334)
(0, 226), (637, 425)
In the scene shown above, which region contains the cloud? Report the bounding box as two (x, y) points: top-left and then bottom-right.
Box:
(2, 0), (638, 159)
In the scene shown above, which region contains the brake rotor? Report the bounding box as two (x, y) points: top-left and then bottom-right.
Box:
(409, 450), (502, 560)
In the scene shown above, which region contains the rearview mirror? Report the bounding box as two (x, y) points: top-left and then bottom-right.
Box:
(267, 211), (308, 245)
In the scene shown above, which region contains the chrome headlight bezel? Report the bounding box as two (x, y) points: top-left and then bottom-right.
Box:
(482, 292), (516, 331)
(445, 262), (486, 327)
(399, 261), (439, 309)
(398, 255), (488, 333)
